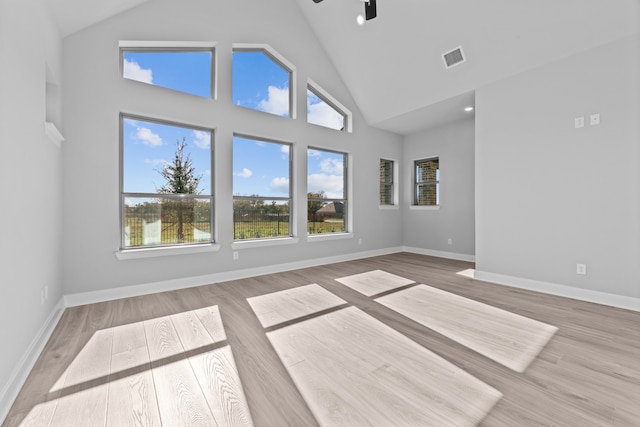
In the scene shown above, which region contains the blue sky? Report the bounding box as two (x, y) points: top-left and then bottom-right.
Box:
(122, 50), (345, 201)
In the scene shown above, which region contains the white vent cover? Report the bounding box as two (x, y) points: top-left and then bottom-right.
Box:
(442, 46), (465, 69)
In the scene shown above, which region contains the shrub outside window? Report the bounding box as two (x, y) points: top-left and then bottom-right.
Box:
(121, 115), (213, 248)
(414, 157), (439, 206)
(307, 148), (347, 234)
(233, 136), (292, 240)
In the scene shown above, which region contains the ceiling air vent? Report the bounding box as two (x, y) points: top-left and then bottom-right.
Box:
(442, 46), (465, 69)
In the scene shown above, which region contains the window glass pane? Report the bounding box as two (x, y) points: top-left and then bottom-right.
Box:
(233, 136), (291, 198)
(122, 118), (211, 195)
(233, 199), (290, 240)
(307, 149), (345, 199)
(380, 159), (393, 182)
(123, 196), (211, 247)
(416, 158), (439, 183)
(233, 50), (291, 117)
(307, 89), (345, 130)
(416, 183), (438, 206)
(122, 51), (212, 98)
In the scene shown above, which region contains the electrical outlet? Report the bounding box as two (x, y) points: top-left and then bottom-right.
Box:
(40, 289), (45, 305)
(590, 113), (600, 126)
(44, 285), (48, 301)
(358, 238), (362, 245)
(576, 264), (587, 275)
(233, 251), (239, 260)
(447, 238), (453, 245)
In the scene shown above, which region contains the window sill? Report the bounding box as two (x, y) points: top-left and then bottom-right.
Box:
(409, 205), (441, 211)
(115, 243), (221, 260)
(231, 237), (299, 250)
(379, 205), (400, 210)
(307, 232), (353, 242)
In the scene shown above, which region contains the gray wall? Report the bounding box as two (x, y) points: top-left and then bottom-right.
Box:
(402, 118), (475, 258)
(475, 35), (640, 299)
(0, 0), (64, 402)
(61, 0), (403, 295)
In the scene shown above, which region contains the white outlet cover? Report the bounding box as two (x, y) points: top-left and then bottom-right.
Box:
(590, 114), (600, 125)
(574, 117), (585, 128)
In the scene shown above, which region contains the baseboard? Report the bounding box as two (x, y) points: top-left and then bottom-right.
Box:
(65, 247), (404, 307)
(403, 246), (476, 263)
(474, 270), (640, 312)
(0, 297), (65, 424)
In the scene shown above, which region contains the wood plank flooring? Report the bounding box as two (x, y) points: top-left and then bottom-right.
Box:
(4, 252), (640, 426)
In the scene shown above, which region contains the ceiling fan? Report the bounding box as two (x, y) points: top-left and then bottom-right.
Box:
(312, 0), (377, 21)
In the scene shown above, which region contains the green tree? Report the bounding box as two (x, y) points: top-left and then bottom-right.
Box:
(307, 191), (326, 232)
(158, 138), (202, 242)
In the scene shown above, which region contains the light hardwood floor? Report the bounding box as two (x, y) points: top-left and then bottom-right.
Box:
(4, 253), (640, 426)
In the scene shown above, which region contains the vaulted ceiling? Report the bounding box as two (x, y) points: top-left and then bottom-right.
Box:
(48, 0), (639, 135)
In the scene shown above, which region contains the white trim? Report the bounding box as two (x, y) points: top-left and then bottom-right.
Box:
(474, 270), (640, 312)
(115, 243), (221, 260)
(378, 205), (400, 210)
(44, 122), (64, 147)
(232, 237), (299, 250)
(0, 298), (65, 424)
(66, 247), (403, 307)
(119, 40), (217, 49)
(403, 246), (476, 262)
(307, 232), (354, 242)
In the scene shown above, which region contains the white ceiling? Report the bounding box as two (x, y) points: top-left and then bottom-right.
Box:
(48, 0), (639, 135)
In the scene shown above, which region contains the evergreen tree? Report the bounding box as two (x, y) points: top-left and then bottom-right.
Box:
(158, 138), (201, 242)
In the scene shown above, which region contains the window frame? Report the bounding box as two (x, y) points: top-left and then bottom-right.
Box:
(307, 147), (349, 236)
(119, 41), (217, 99)
(232, 134), (294, 241)
(306, 79), (352, 132)
(119, 113), (215, 250)
(231, 44), (297, 119)
(413, 157), (440, 207)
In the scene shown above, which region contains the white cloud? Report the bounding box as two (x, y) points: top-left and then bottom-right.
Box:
(144, 158), (168, 166)
(270, 177), (290, 193)
(308, 100), (344, 130)
(280, 145), (290, 154)
(193, 130), (210, 149)
(320, 158), (343, 174)
(136, 127), (163, 147)
(308, 149), (322, 157)
(234, 168), (253, 178)
(258, 86), (289, 116)
(123, 58), (153, 84)
(307, 173), (344, 199)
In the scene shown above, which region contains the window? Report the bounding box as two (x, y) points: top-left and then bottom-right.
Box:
(121, 115), (213, 248)
(307, 148), (347, 234)
(380, 159), (394, 205)
(120, 46), (214, 98)
(414, 157), (439, 206)
(306, 81), (349, 131)
(232, 46), (294, 118)
(233, 136), (292, 240)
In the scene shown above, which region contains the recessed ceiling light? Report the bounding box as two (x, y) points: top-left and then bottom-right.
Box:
(356, 14), (365, 25)
(464, 106), (474, 112)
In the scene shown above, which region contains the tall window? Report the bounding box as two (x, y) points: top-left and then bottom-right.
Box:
(233, 136), (292, 240)
(121, 115), (213, 248)
(232, 47), (293, 118)
(307, 148), (347, 234)
(121, 48), (214, 98)
(414, 157), (439, 206)
(380, 159), (394, 205)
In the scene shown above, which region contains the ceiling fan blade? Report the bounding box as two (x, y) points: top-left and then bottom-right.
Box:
(365, 0), (377, 20)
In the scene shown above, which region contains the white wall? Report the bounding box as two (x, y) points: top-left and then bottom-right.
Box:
(475, 35), (640, 300)
(61, 0), (403, 296)
(0, 0), (64, 414)
(402, 118), (475, 258)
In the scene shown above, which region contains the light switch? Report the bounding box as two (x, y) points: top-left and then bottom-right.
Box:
(574, 117), (584, 128)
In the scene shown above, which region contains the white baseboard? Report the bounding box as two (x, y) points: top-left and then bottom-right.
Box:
(403, 246), (476, 263)
(474, 270), (640, 312)
(65, 247), (404, 307)
(0, 297), (65, 424)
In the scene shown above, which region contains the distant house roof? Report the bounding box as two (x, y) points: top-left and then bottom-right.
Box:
(317, 201), (344, 214)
